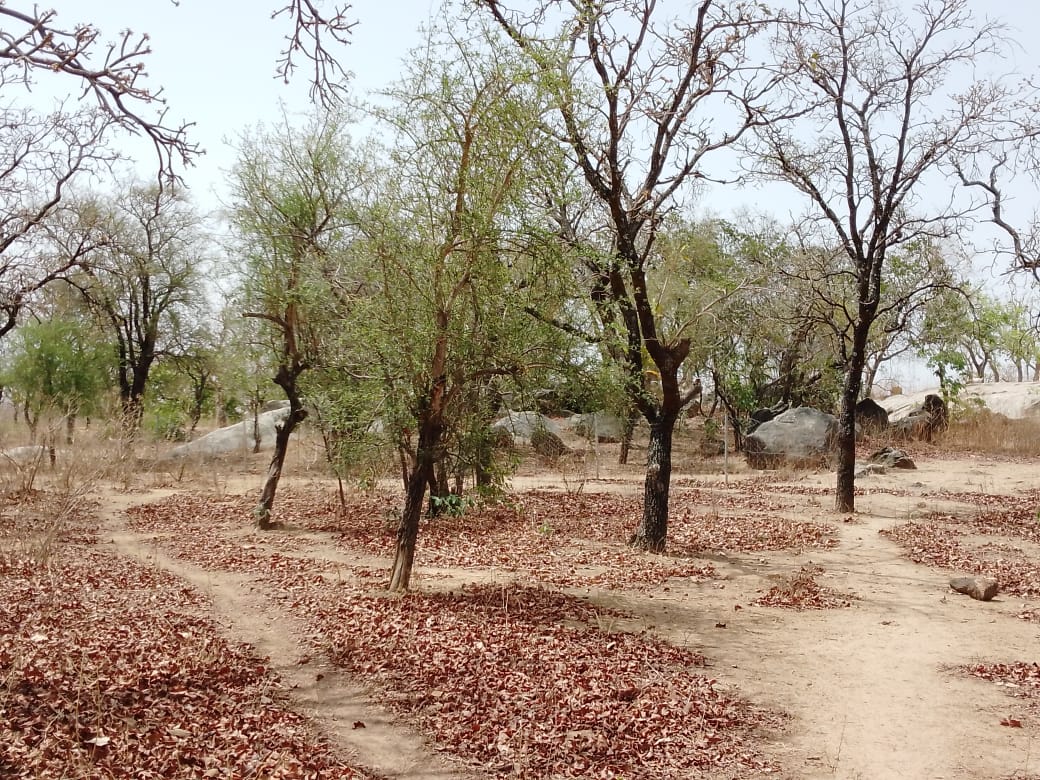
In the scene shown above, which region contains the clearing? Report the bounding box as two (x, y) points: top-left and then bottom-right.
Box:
(2, 427), (1039, 779)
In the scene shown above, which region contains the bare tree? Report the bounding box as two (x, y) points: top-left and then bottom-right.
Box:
(746, 0), (1028, 512)
(0, 6), (203, 340)
(479, 0), (779, 550)
(0, 6), (198, 175)
(63, 184), (209, 434)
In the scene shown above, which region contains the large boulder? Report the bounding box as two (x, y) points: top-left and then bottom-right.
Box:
(530, 426), (570, 458)
(569, 412), (624, 443)
(747, 401), (789, 434)
(163, 407), (291, 460)
(490, 411), (561, 447)
(868, 446), (916, 469)
(745, 407), (838, 469)
(892, 393), (948, 443)
(855, 397), (889, 435)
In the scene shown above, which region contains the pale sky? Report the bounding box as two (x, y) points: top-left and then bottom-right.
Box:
(43, 0), (1040, 215)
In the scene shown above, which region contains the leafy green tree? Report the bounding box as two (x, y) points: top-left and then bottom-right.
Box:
(348, 25), (563, 591)
(998, 301), (1040, 382)
(5, 317), (113, 445)
(229, 111), (360, 529)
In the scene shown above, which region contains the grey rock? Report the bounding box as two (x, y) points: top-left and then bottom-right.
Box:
(530, 426), (570, 458)
(855, 463), (887, 478)
(163, 407), (291, 460)
(570, 412), (624, 443)
(892, 394), (948, 443)
(745, 407), (838, 470)
(491, 411), (561, 446)
(747, 402), (788, 434)
(949, 576), (999, 602)
(855, 397), (890, 435)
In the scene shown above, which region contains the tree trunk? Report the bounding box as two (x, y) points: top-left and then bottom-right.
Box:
(65, 413), (75, 446)
(629, 414), (675, 551)
(255, 403), (307, 530)
(617, 406), (639, 465)
(389, 416), (442, 592)
(427, 459), (449, 516)
(835, 327), (869, 512)
(216, 389), (228, 428)
(251, 403), (262, 454)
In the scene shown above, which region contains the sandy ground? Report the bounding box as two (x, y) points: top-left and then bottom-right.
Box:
(93, 443), (1040, 780)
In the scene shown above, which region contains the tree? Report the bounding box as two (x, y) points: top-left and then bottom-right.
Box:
(271, 1), (357, 107)
(4, 317), (113, 448)
(997, 300), (1040, 382)
(860, 240), (963, 393)
(63, 183), (209, 433)
(229, 111), (359, 530)
(917, 286), (1031, 384)
(696, 221), (845, 443)
(746, 0), (1029, 511)
(481, 0), (782, 549)
(347, 25), (561, 591)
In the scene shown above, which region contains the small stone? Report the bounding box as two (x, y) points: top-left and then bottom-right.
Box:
(949, 576), (999, 602)
(855, 463), (886, 478)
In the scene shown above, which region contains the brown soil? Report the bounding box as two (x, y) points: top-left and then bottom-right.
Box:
(89, 438), (1040, 779)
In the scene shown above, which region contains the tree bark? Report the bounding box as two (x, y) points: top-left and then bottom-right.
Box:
(617, 405), (639, 465)
(255, 401), (307, 530)
(630, 414), (676, 551)
(835, 327), (869, 512)
(389, 414), (443, 592)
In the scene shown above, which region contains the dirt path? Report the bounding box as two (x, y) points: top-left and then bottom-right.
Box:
(594, 460), (1040, 779)
(97, 490), (477, 780)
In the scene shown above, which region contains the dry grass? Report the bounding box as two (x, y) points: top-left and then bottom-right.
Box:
(942, 409), (1040, 457)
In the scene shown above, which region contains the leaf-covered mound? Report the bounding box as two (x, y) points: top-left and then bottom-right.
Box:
(287, 580), (782, 778)
(0, 547), (371, 778)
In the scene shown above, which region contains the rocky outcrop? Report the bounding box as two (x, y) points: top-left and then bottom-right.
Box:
(163, 407), (291, 460)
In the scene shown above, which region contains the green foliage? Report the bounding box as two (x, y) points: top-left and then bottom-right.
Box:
(335, 25), (569, 500)
(141, 361), (202, 441)
(429, 493), (471, 518)
(926, 349), (968, 408)
(4, 318), (113, 420)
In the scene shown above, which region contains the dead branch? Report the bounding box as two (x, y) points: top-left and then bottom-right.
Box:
(271, 0), (357, 108)
(0, 6), (198, 179)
